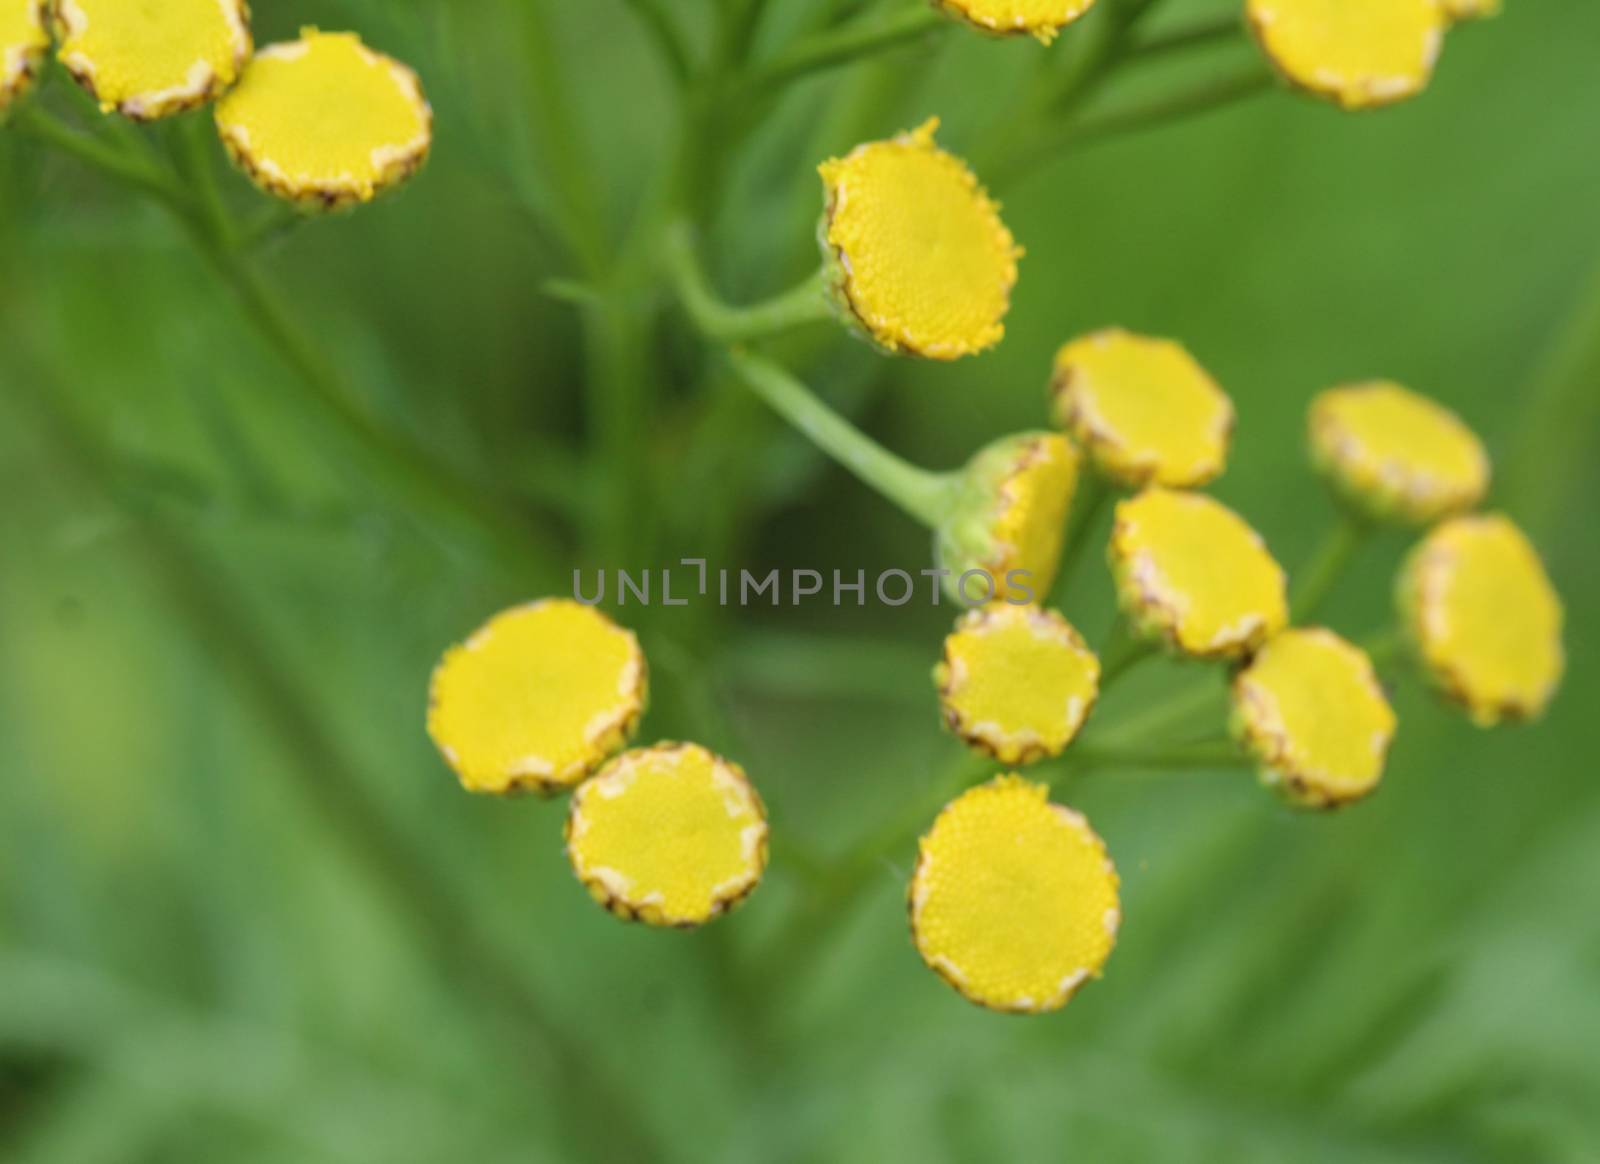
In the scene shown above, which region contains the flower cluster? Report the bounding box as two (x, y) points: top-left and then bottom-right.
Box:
(5, 5), (430, 209)
(428, 600), (770, 928)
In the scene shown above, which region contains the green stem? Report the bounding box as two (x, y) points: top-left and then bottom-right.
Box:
(740, 6), (946, 96)
(19, 99), (554, 583)
(1098, 610), (1158, 687)
(190, 230), (556, 582)
(1290, 510), (1371, 624)
(11, 105), (190, 211)
(1068, 738), (1247, 773)
(992, 59), (1277, 188)
(1129, 11), (1244, 61)
(1049, 472), (1111, 606)
(1083, 669), (1232, 752)
(619, 0), (695, 88)
(728, 349), (958, 528)
(1361, 626), (1408, 675)
(7, 360), (659, 1162)
(666, 221), (833, 341)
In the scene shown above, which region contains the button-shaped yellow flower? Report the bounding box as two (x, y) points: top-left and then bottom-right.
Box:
(215, 29), (432, 209)
(427, 600), (647, 795)
(1109, 488), (1288, 659)
(935, 604), (1100, 764)
(1246, 0), (1446, 110)
(566, 743), (768, 927)
(910, 776), (1118, 1014)
(936, 0), (1096, 45)
(819, 118), (1021, 360)
(1050, 328), (1235, 488)
(1, 1), (48, 113)
(938, 432), (1078, 603)
(52, 0), (251, 119)
(1310, 381), (1489, 526)
(1399, 514), (1564, 726)
(1232, 628), (1397, 809)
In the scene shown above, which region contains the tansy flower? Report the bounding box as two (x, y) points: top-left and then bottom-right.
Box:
(52, 0), (251, 119)
(0, 0), (48, 114)
(427, 599), (647, 795)
(935, 604), (1100, 765)
(1399, 514), (1564, 726)
(1310, 381), (1489, 526)
(938, 432), (1078, 603)
(936, 0), (1096, 45)
(818, 118), (1021, 360)
(215, 28), (432, 209)
(1050, 328), (1235, 488)
(1109, 488), (1288, 660)
(1246, 0), (1446, 111)
(565, 743), (768, 928)
(1232, 628), (1397, 809)
(909, 776), (1119, 1014)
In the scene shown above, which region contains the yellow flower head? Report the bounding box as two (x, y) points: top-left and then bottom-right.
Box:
(427, 599), (647, 796)
(935, 0), (1096, 45)
(1, 0), (48, 114)
(1109, 488), (1288, 659)
(938, 432), (1079, 604)
(215, 28), (432, 209)
(566, 743), (768, 928)
(1310, 381), (1489, 526)
(818, 118), (1021, 360)
(1050, 328), (1235, 488)
(52, 0), (251, 119)
(1232, 628), (1397, 809)
(910, 776), (1118, 1014)
(1246, 0), (1446, 110)
(935, 604), (1100, 765)
(1399, 514), (1564, 726)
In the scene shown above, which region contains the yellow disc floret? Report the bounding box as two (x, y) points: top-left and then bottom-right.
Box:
(909, 776), (1119, 1014)
(935, 604), (1100, 765)
(215, 28), (432, 209)
(1399, 514), (1564, 726)
(566, 743), (768, 927)
(936, 0), (1096, 45)
(1246, 0), (1446, 110)
(1310, 381), (1489, 525)
(818, 118), (1021, 360)
(427, 599), (647, 795)
(1051, 328), (1235, 488)
(52, 0), (251, 119)
(1232, 628), (1397, 809)
(938, 432), (1079, 604)
(1, 0), (47, 113)
(1109, 488), (1288, 659)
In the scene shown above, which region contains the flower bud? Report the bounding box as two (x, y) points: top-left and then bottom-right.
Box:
(427, 599), (647, 795)
(1246, 0), (1446, 110)
(53, 0), (251, 119)
(936, 431), (1078, 604)
(934, 0), (1096, 45)
(818, 119), (1021, 360)
(566, 743), (768, 928)
(1109, 488), (1288, 660)
(910, 776), (1119, 1014)
(1231, 628), (1397, 809)
(935, 604), (1100, 764)
(1399, 514), (1564, 726)
(216, 28), (432, 209)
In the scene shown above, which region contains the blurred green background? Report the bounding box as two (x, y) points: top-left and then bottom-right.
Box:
(2, 0), (1598, 1160)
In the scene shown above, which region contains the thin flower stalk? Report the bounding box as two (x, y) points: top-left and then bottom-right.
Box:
(1290, 510), (1372, 624)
